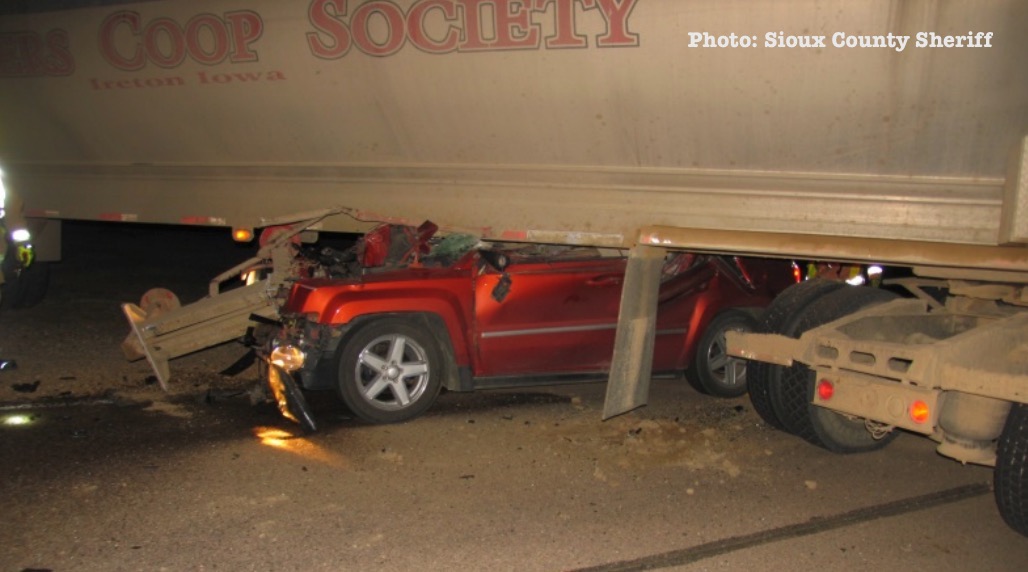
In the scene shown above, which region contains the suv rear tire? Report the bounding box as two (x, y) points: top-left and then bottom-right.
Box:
(685, 309), (758, 398)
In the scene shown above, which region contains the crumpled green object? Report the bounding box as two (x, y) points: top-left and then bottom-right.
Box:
(430, 233), (481, 260)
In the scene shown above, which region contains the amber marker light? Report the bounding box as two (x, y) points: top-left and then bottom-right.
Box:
(817, 379), (835, 401)
(232, 227), (254, 242)
(910, 400), (931, 424)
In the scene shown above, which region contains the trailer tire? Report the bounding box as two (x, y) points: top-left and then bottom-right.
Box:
(686, 309), (758, 398)
(773, 287), (900, 453)
(747, 279), (845, 431)
(995, 402), (1028, 537)
(335, 317), (444, 424)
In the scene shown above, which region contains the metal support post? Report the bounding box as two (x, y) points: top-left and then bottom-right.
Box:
(603, 243), (667, 419)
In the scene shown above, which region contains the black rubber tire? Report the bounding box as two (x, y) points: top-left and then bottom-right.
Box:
(773, 286), (900, 453)
(335, 317), (444, 424)
(995, 403), (1028, 537)
(0, 255), (49, 310)
(747, 279), (846, 431)
(685, 309), (758, 398)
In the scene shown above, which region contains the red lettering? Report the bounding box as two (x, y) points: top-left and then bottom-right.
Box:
(456, 0), (491, 51)
(225, 11), (262, 63)
(351, 1), (407, 56)
(185, 14), (230, 65)
(206, 72), (232, 84)
(195, 70), (286, 84)
(594, 0), (639, 47)
(0, 32), (41, 77)
(493, 0), (540, 49)
(535, 0), (591, 48)
(90, 75), (186, 90)
(99, 9), (264, 70)
(143, 18), (186, 68)
(0, 30), (75, 77)
(307, 0), (352, 59)
(43, 30), (75, 75)
(458, 0), (545, 51)
(99, 11), (144, 71)
(0, 34), (23, 76)
(303, 0), (640, 57)
(407, 0), (460, 54)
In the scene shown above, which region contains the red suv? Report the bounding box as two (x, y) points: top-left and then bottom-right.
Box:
(264, 223), (796, 431)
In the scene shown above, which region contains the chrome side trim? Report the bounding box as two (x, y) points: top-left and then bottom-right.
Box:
(481, 323), (616, 339)
(481, 324), (686, 339)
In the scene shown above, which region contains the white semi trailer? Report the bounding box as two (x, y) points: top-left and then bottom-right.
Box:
(1, 0), (1026, 535)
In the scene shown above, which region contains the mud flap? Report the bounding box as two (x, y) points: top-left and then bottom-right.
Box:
(603, 244), (667, 419)
(267, 363), (317, 433)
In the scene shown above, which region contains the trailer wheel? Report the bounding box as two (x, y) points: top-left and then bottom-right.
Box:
(995, 403), (1028, 537)
(747, 279), (845, 431)
(335, 317), (444, 424)
(686, 309), (758, 398)
(773, 287), (900, 453)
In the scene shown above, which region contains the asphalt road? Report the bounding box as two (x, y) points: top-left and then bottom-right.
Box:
(1, 222), (1026, 571)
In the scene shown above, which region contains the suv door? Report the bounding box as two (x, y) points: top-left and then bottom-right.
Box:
(473, 253), (626, 377)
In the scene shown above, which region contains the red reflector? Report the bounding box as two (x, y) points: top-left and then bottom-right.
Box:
(910, 400), (930, 424)
(817, 379), (834, 401)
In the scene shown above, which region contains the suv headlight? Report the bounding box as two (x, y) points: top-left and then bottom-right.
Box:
(270, 344), (306, 372)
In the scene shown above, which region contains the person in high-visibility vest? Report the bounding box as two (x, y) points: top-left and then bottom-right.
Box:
(806, 261), (860, 281)
(0, 170), (33, 298)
